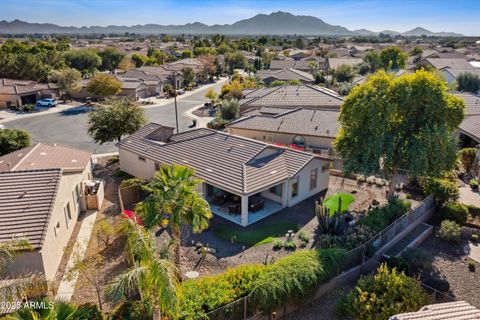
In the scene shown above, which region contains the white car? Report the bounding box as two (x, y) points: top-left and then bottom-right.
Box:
(0, 124), (5, 130)
(35, 98), (57, 108)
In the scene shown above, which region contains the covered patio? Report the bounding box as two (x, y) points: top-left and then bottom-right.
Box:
(204, 182), (286, 226)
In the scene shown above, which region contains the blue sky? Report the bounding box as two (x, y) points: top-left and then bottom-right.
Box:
(1, 0), (479, 35)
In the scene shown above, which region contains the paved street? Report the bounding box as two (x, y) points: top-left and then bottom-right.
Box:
(4, 80), (226, 154)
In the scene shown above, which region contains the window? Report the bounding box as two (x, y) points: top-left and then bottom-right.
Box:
(310, 168), (318, 191)
(64, 203), (72, 228)
(54, 222), (60, 237)
(267, 136), (273, 143)
(72, 184), (80, 207)
(138, 156), (146, 162)
(269, 184), (283, 197)
(291, 178), (299, 198)
(292, 136), (305, 147)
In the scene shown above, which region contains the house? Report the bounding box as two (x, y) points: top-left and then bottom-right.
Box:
(390, 301), (480, 320)
(419, 57), (473, 70)
(257, 68), (315, 86)
(0, 143), (93, 281)
(442, 68), (480, 88)
(240, 85), (343, 113)
(226, 108), (340, 156)
(287, 49), (312, 60)
(325, 58), (363, 73)
(0, 79), (60, 109)
(116, 69), (164, 97)
(455, 92), (480, 146)
(71, 78), (151, 100)
(139, 66), (183, 88)
(269, 60), (320, 74)
(117, 123), (332, 227)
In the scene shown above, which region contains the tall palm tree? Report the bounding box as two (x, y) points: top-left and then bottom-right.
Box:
(106, 218), (177, 320)
(136, 164), (212, 272)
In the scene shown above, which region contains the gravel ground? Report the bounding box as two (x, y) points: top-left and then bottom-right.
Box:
(419, 233), (480, 308)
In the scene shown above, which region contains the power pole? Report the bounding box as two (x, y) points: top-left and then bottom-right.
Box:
(173, 72), (179, 133)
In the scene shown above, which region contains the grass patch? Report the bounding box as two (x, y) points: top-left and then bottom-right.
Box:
(214, 221), (299, 246)
(323, 193), (355, 213)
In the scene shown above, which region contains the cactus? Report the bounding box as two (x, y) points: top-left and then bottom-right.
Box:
(315, 196), (343, 235)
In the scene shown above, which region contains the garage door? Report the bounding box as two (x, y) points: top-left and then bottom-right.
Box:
(21, 94), (37, 104)
(136, 89), (149, 99)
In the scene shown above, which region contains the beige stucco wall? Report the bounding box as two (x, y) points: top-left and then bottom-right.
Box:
(5, 250), (45, 277)
(119, 148), (156, 180)
(287, 158), (329, 206)
(226, 128), (335, 152)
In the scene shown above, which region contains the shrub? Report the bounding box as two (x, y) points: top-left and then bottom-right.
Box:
(283, 240), (297, 250)
(273, 240), (283, 250)
(338, 264), (429, 320)
(0, 128), (32, 156)
(385, 256), (411, 275)
(75, 303), (103, 320)
(360, 198), (411, 233)
(333, 224), (376, 250)
(437, 220), (461, 243)
(298, 230), (309, 242)
(471, 179), (479, 190)
(467, 205), (480, 217)
(120, 177), (146, 188)
(401, 247), (433, 275)
(22, 103), (35, 112)
(111, 300), (152, 320)
(423, 178), (459, 206)
(440, 202), (469, 225)
(218, 99), (240, 120)
(251, 249), (347, 313)
(471, 234), (478, 242)
(424, 276), (450, 292)
(458, 148), (477, 172)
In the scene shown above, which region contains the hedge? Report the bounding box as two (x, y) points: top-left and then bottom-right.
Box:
(359, 198), (411, 233)
(440, 202), (469, 225)
(176, 248), (347, 319)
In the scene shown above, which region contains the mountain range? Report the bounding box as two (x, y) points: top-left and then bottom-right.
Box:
(0, 11), (464, 37)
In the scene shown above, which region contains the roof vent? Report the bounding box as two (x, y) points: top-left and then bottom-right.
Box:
(72, 159), (78, 163)
(40, 152), (46, 156)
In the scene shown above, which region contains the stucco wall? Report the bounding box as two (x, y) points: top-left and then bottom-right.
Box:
(288, 158), (329, 207)
(118, 148), (156, 180)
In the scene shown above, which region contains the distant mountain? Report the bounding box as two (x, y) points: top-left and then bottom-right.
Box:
(0, 12), (464, 37)
(401, 26), (462, 37)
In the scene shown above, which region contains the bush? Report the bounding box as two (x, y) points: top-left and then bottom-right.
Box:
(471, 179), (479, 190)
(111, 300), (152, 320)
(119, 177), (146, 189)
(283, 240), (297, 250)
(75, 303), (103, 320)
(471, 234), (478, 242)
(467, 204), (480, 217)
(0, 128), (32, 156)
(333, 224), (376, 250)
(218, 99), (240, 120)
(360, 198), (411, 233)
(22, 103), (35, 112)
(251, 249), (347, 313)
(298, 230), (309, 243)
(437, 220), (461, 242)
(440, 202), (469, 225)
(423, 178), (459, 206)
(458, 148), (478, 172)
(401, 247), (433, 275)
(338, 264), (429, 320)
(273, 240), (283, 250)
(424, 276), (450, 292)
(385, 256), (411, 275)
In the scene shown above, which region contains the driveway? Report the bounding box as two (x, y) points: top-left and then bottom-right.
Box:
(4, 79), (226, 154)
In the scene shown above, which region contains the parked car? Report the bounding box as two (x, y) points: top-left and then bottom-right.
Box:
(35, 98), (57, 107)
(0, 124), (5, 130)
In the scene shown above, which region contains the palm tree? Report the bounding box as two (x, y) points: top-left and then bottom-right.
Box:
(106, 218), (177, 320)
(3, 299), (102, 320)
(136, 164), (212, 272)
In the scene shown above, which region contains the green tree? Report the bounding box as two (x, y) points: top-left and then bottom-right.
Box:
(334, 64), (355, 82)
(87, 73), (122, 98)
(379, 46), (407, 70)
(218, 99), (240, 120)
(87, 97), (146, 144)
(99, 47), (126, 72)
(225, 51), (247, 73)
(181, 67), (195, 87)
(339, 264), (429, 320)
(362, 51), (381, 74)
(136, 164), (212, 271)
(204, 87), (218, 105)
(48, 68), (82, 102)
(181, 50), (193, 59)
(64, 48), (102, 75)
(0, 129), (31, 156)
(106, 218), (177, 319)
(335, 70), (465, 194)
(410, 45), (423, 56)
(457, 72), (480, 93)
(131, 53), (148, 68)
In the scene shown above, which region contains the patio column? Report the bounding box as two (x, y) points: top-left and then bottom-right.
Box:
(281, 181), (288, 207)
(241, 195), (249, 227)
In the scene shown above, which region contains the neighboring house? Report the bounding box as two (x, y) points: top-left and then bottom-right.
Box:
(240, 85), (343, 113)
(117, 123), (331, 227)
(325, 57), (363, 73)
(287, 49), (312, 60)
(257, 68), (315, 86)
(390, 301), (480, 320)
(163, 58), (209, 83)
(269, 60), (321, 74)
(0, 143), (93, 281)
(71, 78), (150, 100)
(456, 91), (480, 146)
(116, 69), (164, 96)
(139, 66), (183, 88)
(226, 108), (340, 156)
(419, 57), (474, 70)
(442, 68), (480, 88)
(0, 79), (60, 109)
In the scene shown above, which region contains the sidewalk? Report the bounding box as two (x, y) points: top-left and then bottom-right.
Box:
(0, 103), (79, 123)
(56, 210), (98, 301)
(184, 104), (215, 128)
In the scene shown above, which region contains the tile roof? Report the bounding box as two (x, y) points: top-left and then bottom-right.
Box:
(269, 60), (317, 71)
(229, 108), (340, 138)
(117, 69), (163, 82)
(424, 58), (473, 70)
(240, 85), (343, 110)
(460, 115), (480, 142)
(117, 123), (327, 195)
(257, 68), (314, 82)
(327, 57), (363, 69)
(0, 143), (91, 173)
(0, 169), (62, 249)
(0, 78), (58, 95)
(390, 301), (480, 320)
(454, 91), (480, 116)
(444, 68), (480, 79)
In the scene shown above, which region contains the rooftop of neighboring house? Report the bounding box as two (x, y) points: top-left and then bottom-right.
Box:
(0, 78), (58, 95)
(240, 85), (343, 110)
(423, 57), (473, 70)
(390, 301), (480, 320)
(454, 91), (480, 116)
(0, 143), (91, 173)
(269, 59), (319, 70)
(228, 108), (340, 139)
(117, 122), (329, 195)
(327, 57), (363, 69)
(443, 67), (480, 79)
(257, 68), (315, 82)
(0, 169), (62, 249)
(460, 115), (480, 142)
(117, 69), (164, 82)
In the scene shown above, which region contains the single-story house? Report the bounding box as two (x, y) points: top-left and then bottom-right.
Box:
(442, 68), (480, 88)
(257, 68), (315, 86)
(139, 66), (183, 88)
(116, 70), (164, 97)
(227, 108), (340, 156)
(0, 79), (60, 109)
(117, 123), (332, 227)
(419, 57), (474, 70)
(390, 301), (480, 320)
(0, 143), (93, 281)
(269, 60), (320, 74)
(240, 85), (343, 113)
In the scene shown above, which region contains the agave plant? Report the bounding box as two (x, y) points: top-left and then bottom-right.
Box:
(315, 196), (343, 235)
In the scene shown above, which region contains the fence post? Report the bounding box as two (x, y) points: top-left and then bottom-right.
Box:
(360, 244), (366, 274)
